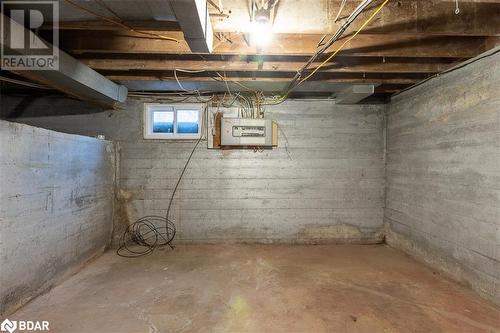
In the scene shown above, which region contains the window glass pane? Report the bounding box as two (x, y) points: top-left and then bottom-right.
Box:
(176, 110), (199, 134)
(153, 111), (173, 133)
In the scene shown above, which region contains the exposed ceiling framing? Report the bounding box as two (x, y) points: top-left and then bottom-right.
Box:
(2, 0), (500, 103)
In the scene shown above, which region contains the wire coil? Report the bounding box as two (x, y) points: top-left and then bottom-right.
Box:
(117, 216), (176, 257)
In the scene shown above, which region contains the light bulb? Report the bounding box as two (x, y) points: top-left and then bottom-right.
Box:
(250, 20), (273, 47)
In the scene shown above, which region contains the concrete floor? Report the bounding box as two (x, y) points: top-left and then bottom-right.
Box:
(11, 245), (500, 332)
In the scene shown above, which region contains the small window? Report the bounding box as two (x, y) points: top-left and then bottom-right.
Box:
(177, 110), (199, 134)
(144, 104), (202, 139)
(153, 110), (174, 133)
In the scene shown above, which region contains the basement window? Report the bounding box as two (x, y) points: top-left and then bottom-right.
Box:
(144, 104), (202, 139)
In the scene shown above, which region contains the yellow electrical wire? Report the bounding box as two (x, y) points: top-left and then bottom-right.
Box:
(263, 0), (390, 105)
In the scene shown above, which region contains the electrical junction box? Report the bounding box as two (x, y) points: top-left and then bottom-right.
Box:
(221, 118), (274, 147)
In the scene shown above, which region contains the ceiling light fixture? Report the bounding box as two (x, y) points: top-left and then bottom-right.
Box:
(248, 0), (278, 48)
(250, 8), (273, 47)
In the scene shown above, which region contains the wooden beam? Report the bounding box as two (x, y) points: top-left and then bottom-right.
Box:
(59, 30), (494, 58)
(80, 57), (452, 74)
(105, 75), (421, 86)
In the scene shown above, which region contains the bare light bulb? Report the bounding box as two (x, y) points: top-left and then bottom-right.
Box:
(250, 8), (273, 48)
(250, 20), (273, 47)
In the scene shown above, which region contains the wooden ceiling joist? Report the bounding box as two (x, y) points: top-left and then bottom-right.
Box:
(80, 57), (453, 74)
(105, 74), (421, 86)
(57, 30), (495, 59)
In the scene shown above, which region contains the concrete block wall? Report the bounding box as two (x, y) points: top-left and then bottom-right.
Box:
(16, 99), (386, 244)
(0, 120), (115, 315)
(385, 51), (500, 305)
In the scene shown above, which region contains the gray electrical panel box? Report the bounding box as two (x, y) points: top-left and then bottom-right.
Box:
(221, 118), (273, 147)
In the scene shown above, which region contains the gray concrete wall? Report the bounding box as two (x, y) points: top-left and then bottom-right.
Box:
(385, 52), (500, 305)
(17, 99), (386, 244)
(0, 120), (115, 315)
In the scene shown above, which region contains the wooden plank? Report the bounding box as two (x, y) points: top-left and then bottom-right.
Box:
(80, 57), (452, 73)
(213, 112), (222, 148)
(59, 30), (494, 58)
(106, 75), (420, 86)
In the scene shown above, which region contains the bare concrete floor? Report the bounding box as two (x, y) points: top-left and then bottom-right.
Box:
(10, 245), (500, 332)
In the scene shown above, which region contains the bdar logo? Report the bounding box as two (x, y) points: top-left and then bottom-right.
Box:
(0, 319), (17, 333)
(0, 319), (49, 332)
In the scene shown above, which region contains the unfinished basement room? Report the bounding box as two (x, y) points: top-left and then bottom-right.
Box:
(0, 0), (499, 332)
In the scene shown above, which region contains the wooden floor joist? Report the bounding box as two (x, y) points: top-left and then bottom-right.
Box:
(57, 30), (495, 59)
(80, 57), (454, 74)
(105, 74), (421, 85)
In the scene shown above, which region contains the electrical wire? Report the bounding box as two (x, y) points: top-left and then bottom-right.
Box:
(282, 0), (374, 94)
(116, 216), (176, 257)
(129, 76), (263, 119)
(62, 0), (179, 43)
(334, 0), (348, 22)
(0, 76), (52, 89)
(277, 123), (292, 160)
(175, 69), (207, 74)
(173, 69), (193, 92)
(213, 73), (257, 93)
(173, 69), (214, 102)
(217, 71), (233, 98)
(263, 0), (389, 105)
(299, 0), (389, 85)
(93, 0), (121, 21)
(117, 106), (207, 257)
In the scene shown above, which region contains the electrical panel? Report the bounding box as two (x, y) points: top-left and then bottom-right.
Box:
(220, 118), (275, 147)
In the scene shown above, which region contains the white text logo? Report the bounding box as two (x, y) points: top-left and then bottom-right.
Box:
(1, 1), (59, 70)
(0, 319), (50, 332)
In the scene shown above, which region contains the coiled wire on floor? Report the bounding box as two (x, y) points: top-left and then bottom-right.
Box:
(116, 135), (203, 258)
(117, 216), (176, 257)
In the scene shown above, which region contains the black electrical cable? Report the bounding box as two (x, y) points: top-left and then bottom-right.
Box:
(117, 127), (203, 258)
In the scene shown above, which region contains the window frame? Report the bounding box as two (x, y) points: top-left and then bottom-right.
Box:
(143, 103), (203, 140)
